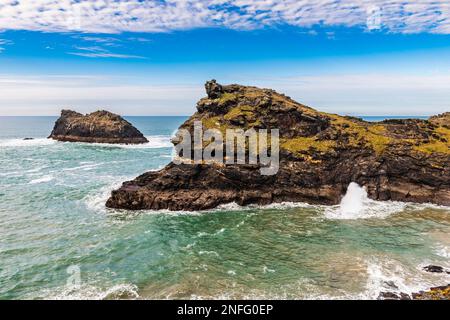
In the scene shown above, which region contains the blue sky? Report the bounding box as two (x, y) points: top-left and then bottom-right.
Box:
(0, 1), (450, 116)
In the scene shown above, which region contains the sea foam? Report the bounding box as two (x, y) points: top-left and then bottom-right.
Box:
(29, 175), (55, 184)
(36, 283), (139, 300)
(0, 138), (56, 148)
(72, 135), (173, 149)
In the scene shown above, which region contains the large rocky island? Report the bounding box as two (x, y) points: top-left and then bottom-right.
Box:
(49, 110), (148, 144)
(106, 80), (450, 211)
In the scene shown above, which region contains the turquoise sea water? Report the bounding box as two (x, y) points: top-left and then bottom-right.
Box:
(0, 116), (448, 300)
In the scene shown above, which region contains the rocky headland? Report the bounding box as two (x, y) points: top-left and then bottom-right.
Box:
(49, 110), (148, 144)
(106, 80), (450, 211)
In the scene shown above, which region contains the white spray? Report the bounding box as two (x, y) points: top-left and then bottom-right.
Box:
(324, 182), (407, 220)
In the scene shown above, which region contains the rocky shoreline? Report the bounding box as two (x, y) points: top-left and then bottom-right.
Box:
(49, 110), (148, 144)
(379, 285), (450, 300)
(378, 265), (450, 300)
(106, 80), (450, 211)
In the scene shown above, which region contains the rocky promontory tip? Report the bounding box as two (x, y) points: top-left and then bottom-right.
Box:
(49, 109), (148, 144)
(106, 80), (450, 211)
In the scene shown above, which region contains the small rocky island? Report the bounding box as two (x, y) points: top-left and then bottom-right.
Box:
(106, 80), (450, 211)
(49, 110), (148, 144)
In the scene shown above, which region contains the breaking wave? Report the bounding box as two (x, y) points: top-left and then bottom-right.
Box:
(362, 257), (450, 300)
(35, 283), (139, 300)
(84, 180), (125, 213)
(29, 175), (55, 184)
(214, 201), (314, 212)
(0, 135), (172, 149)
(0, 138), (56, 148)
(74, 135), (173, 149)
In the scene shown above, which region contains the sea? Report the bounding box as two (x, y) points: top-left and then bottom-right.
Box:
(0, 115), (449, 300)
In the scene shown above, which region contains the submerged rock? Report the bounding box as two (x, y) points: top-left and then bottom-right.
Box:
(49, 110), (148, 144)
(106, 81), (450, 211)
(423, 265), (449, 274)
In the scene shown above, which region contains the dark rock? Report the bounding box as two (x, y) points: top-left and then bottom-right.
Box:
(205, 79), (223, 99)
(384, 281), (399, 289)
(23, 138), (34, 141)
(423, 265), (445, 273)
(378, 292), (411, 300)
(49, 109), (148, 144)
(106, 81), (450, 211)
(411, 285), (450, 300)
(378, 291), (412, 300)
(399, 292), (412, 300)
(378, 292), (401, 300)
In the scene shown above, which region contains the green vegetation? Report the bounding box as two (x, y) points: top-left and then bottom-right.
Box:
(329, 115), (392, 155)
(224, 105), (255, 120)
(281, 137), (336, 154)
(218, 92), (237, 105)
(414, 141), (450, 154)
(201, 116), (225, 133)
(223, 105), (262, 126)
(413, 126), (450, 154)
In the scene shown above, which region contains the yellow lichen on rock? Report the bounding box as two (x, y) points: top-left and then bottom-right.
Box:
(281, 137), (336, 154)
(224, 105), (255, 120)
(217, 92), (237, 105)
(414, 140), (450, 154)
(413, 125), (450, 155)
(329, 116), (392, 155)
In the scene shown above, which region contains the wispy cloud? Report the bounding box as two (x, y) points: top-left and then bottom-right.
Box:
(78, 36), (121, 43)
(67, 45), (146, 59)
(73, 35), (122, 47)
(128, 37), (152, 43)
(0, 1), (448, 34)
(68, 52), (146, 59)
(0, 38), (13, 53)
(0, 39), (13, 45)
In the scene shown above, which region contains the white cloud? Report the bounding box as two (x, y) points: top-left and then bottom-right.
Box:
(68, 51), (145, 58)
(0, 1), (448, 34)
(77, 36), (121, 43)
(67, 44), (146, 59)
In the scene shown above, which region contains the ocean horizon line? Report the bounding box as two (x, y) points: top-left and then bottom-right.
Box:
(0, 114), (431, 118)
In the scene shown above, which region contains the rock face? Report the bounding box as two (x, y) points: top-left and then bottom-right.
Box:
(106, 80), (450, 211)
(49, 110), (148, 144)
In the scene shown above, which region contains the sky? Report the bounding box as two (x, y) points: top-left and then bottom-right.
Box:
(0, 1), (450, 116)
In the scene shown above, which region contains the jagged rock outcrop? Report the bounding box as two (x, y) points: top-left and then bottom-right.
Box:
(49, 110), (148, 144)
(106, 80), (450, 211)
